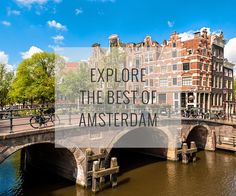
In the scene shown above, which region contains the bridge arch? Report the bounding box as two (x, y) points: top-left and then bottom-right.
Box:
(186, 125), (210, 149)
(107, 126), (177, 160)
(0, 141), (86, 186)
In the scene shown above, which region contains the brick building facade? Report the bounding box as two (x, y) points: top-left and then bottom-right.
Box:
(87, 29), (235, 114)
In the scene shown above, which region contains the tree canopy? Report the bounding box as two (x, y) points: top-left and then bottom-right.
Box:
(9, 52), (62, 105)
(0, 64), (14, 109)
(58, 61), (94, 102)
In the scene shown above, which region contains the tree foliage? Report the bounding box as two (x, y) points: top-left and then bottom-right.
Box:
(9, 52), (62, 105)
(58, 62), (94, 102)
(0, 64), (14, 108)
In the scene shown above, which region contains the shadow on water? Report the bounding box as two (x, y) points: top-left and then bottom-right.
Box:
(21, 168), (74, 196)
(1, 148), (236, 196)
(109, 148), (166, 174)
(0, 150), (75, 196)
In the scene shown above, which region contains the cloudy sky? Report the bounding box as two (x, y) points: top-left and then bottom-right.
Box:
(0, 0), (236, 69)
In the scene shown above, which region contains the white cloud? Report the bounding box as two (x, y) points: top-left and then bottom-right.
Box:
(61, 56), (69, 62)
(200, 27), (211, 35)
(0, 51), (13, 71)
(0, 51), (9, 65)
(179, 27), (212, 42)
(21, 46), (43, 59)
(1, 21), (11, 26)
(16, 0), (48, 6)
(75, 8), (83, 15)
(48, 44), (60, 50)
(7, 8), (21, 16)
(47, 20), (67, 31)
(225, 38), (236, 64)
(179, 30), (195, 41)
(52, 35), (64, 43)
(167, 21), (174, 28)
(15, 0), (62, 8)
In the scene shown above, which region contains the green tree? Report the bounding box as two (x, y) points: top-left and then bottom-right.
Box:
(58, 62), (94, 103)
(0, 64), (14, 109)
(9, 52), (62, 106)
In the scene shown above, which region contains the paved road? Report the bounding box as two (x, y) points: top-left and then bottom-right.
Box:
(0, 114), (235, 136)
(0, 117), (60, 134)
(0, 115), (82, 134)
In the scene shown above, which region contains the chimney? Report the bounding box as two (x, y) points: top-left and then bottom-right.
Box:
(194, 32), (200, 38)
(109, 34), (119, 47)
(163, 40), (167, 46)
(92, 43), (101, 48)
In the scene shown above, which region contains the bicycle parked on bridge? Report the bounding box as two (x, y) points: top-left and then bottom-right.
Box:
(29, 108), (60, 129)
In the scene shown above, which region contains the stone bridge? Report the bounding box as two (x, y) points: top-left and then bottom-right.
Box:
(0, 118), (235, 187)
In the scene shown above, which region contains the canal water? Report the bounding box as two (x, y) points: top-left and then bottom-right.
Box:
(0, 149), (236, 196)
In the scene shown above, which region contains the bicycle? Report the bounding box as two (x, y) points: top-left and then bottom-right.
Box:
(29, 108), (60, 129)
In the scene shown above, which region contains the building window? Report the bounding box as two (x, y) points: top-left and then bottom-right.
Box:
(173, 78), (177, 85)
(183, 63), (190, 71)
(213, 62), (216, 70)
(188, 49), (193, 55)
(216, 62), (219, 71)
(161, 66), (167, 73)
(150, 79), (154, 86)
(172, 50), (177, 58)
(205, 64), (209, 71)
(172, 64), (177, 71)
(159, 94), (166, 104)
(174, 93), (178, 99)
(215, 77), (218, 88)
(229, 81), (232, 89)
(149, 53), (153, 61)
(199, 63), (203, 70)
(156, 51), (161, 60)
(175, 101), (179, 108)
(206, 77), (208, 87)
(145, 54), (149, 62)
(203, 48), (207, 56)
(224, 69), (228, 76)
(149, 66), (153, 73)
(173, 42), (176, 48)
(145, 53), (153, 62)
(135, 57), (140, 68)
(182, 77), (192, 86)
(160, 79), (168, 87)
(219, 65), (223, 72)
(145, 67), (149, 74)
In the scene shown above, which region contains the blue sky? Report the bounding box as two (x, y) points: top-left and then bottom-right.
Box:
(0, 0), (236, 69)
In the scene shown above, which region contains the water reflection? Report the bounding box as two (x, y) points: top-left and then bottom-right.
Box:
(0, 150), (236, 196)
(0, 152), (23, 196)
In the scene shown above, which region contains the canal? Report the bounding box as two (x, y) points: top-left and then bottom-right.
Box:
(0, 149), (236, 196)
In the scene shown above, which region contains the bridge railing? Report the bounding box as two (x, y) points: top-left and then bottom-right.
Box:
(0, 106), (235, 134)
(0, 106), (88, 133)
(0, 108), (47, 133)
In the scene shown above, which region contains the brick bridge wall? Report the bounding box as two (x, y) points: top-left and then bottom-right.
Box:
(181, 119), (236, 150)
(0, 119), (235, 186)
